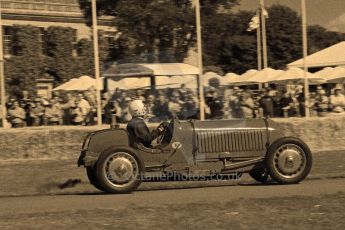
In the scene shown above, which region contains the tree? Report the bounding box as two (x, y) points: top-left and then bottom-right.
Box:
(200, 0), (239, 15)
(308, 25), (345, 54)
(218, 35), (257, 73)
(201, 10), (257, 73)
(75, 38), (95, 77)
(98, 31), (111, 64)
(78, 1), (345, 73)
(4, 25), (46, 97)
(74, 33), (110, 76)
(202, 5), (304, 72)
(79, 0), (202, 63)
(112, 0), (196, 62)
(265, 5), (303, 69)
(265, 5), (345, 69)
(45, 27), (77, 83)
(202, 4), (345, 73)
(78, 0), (242, 64)
(44, 26), (109, 83)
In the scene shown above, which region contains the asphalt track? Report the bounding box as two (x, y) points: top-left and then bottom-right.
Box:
(1, 178), (344, 215)
(0, 150), (344, 228)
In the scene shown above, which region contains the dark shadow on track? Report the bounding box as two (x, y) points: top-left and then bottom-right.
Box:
(55, 181), (255, 196)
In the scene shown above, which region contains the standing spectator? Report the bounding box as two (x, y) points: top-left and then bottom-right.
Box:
(224, 88), (239, 118)
(110, 88), (120, 102)
(119, 97), (132, 123)
(146, 95), (155, 116)
(273, 90), (283, 117)
(116, 91), (128, 108)
(229, 94), (243, 118)
(223, 88), (232, 118)
(21, 90), (30, 102)
(182, 92), (199, 119)
(135, 89), (146, 101)
(152, 95), (171, 121)
(330, 88), (345, 112)
(178, 84), (188, 101)
(61, 93), (76, 125)
(71, 104), (84, 125)
(20, 91), (31, 121)
(102, 91), (111, 124)
(205, 88), (224, 119)
(168, 91), (184, 119)
(315, 89), (329, 116)
(295, 87), (305, 117)
(241, 92), (255, 118)
(45, 98), (63, 125)
(45, 102), (61, 125)
(19, 91), (31, 108)
(104, 100), (121, 124)
(279, 91), (296, 117)
(31, 99), (45, 126)
(84, 90), (96, 125)
(7, 101), (26, 128)
(259, 88), (276, 118)
(233, 86), (241, 95)
(101, 92), (111, 122)
(75, 93), (91, 125)
(85, 89), (97, 106)
(23, 99), (35, 126)
(309, 92), (318, 116)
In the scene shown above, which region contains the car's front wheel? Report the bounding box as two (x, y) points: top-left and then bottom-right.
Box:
(266, 137), (312, 184)
(96, 147), (143, 194)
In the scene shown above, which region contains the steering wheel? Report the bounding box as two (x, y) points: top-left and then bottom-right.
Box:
(157, 119), (173, 145)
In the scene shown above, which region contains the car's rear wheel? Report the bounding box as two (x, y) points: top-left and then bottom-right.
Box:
(96, 147), (143, 194)
(86, 165), (105, 191)
(266, 137), (312, 184)
(249, 166), (269, 184)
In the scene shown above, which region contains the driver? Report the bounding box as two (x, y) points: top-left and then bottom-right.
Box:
(127, 100), (166, 148)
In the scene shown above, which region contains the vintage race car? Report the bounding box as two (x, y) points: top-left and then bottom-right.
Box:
(78, 118), (312, 193)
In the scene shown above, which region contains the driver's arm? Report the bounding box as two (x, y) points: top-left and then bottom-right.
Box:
(134, 119), (162, 146)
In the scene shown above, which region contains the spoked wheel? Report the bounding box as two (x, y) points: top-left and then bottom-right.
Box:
(249, 166), (269, 184)
(96, 147), (143, 194)
(86, 165), (105, 191)
(266, 137), (312, 184)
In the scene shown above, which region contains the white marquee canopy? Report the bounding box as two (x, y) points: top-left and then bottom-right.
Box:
(288, 41), (345, 68)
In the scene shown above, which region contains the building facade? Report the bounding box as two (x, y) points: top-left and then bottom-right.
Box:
(1, 0), (117, 55)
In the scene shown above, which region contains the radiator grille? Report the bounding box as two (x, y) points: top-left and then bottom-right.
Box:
(196, 130), (265, 153)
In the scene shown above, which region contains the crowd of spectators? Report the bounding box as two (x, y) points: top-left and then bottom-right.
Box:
(4, 90), (97, 128)
(1, 84), (345, 128)
(102, 86), (199, 124)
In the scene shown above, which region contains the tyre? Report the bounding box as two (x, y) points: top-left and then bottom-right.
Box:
(86, 165), (105, 192)
(96, 147), (144, 194)
(266, 137), (312, 184)
(249, 166), (269, 184)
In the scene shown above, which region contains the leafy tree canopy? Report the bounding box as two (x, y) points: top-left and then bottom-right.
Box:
(79, 0), (239, 63)
(308, 25), (345, 54)
(203, 4), (345, 73)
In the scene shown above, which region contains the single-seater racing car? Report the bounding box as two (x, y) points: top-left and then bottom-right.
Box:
(78, 118), (312, 193)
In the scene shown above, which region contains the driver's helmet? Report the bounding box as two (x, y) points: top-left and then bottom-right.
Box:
(129, 99), (147, 117)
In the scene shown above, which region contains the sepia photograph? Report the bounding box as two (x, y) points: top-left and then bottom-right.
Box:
(0, 0), (344, 229)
